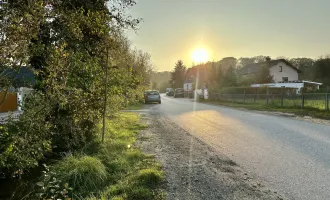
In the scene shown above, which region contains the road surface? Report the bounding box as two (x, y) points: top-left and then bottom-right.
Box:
(149, 94), (330, 200)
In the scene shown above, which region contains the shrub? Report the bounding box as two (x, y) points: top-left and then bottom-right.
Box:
(34, 164), (73, 200)
(0, 97), (52, 177)
(54, 155), (107, 196)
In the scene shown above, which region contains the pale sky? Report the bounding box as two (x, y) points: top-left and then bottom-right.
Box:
(127, 0), (330, 71)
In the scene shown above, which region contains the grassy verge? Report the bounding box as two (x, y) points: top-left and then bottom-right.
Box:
(51, 112), (165, 200)
(198, 99), (330, 120)
(124, 103), (145, 110)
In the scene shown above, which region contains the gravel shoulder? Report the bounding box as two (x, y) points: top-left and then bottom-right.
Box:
(136, 109), (290, 200)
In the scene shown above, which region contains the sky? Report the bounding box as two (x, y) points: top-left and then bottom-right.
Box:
(126, 0), (330, 72)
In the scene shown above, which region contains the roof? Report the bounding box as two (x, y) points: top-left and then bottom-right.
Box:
(239, 59), (301, 75)
(0, 67), (35, 87)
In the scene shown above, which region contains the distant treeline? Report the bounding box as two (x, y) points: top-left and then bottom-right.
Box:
(153, 56), (330, 92)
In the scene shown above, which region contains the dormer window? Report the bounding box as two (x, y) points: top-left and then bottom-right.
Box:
(279, 66), (282, 72)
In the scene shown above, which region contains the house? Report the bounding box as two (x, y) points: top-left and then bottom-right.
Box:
(0, 67), (34, 115)
(239, 58), (301, 82)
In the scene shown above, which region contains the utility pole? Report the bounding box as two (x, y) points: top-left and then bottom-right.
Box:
(102, 47), (109, 143)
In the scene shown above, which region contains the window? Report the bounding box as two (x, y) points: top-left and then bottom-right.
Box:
(279, 66), (282, 72)
(282, 77), (288, 82)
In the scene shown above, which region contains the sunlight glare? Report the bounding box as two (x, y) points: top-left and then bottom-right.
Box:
(191, 48), (209, 63)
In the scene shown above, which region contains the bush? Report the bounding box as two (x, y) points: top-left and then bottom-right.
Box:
(33, 164), (73, 200)
(0, 95), (52, 177)
(54, 155), (107, 195)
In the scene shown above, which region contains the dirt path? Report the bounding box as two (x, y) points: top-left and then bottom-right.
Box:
(136, 110), (289, 200)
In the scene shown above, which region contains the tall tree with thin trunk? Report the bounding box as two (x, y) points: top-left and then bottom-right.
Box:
(170, 60), (186, 88)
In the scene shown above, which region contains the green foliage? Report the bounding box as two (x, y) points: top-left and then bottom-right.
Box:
(51, 112), (165, 199)
(102, 162), (165, 200)
(54, 155), (107, 195)
(0, 0), (154, 198)
(152, 81), (158, 90)
(222, 66), (237, 87)
(151, 71), (171, 92)
(290, 58), (315, 80)
(92, 113), (164, 200)
(236, 75), (256, 86)
(314, 56), (330, 86)
(237, 57), (255, 68)
(218, 57), (237, 70)
(34, 164), (73, 200)
(255, 61), (274, 84)
(170, 60), (186, 88)
(0, 92), (52, 176)
(136, 168), (164, 187)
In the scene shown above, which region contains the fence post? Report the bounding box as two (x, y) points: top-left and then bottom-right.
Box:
(281, 87), (284, 108)
(243, 89), (246, 103)
(254, 88), (257, 104)
(326, 93), (329, 111)
(301, 88), (304, 109)
(266, 87), (269, 105)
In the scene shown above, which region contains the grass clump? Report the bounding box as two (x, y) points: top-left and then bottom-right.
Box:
(135, 168), (164, 187)
(52, 112), (165, 199)
(103, 167), (165, 200)
(54, 155), (107, 196)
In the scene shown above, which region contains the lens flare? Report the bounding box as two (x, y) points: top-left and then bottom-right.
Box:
(191, 48), (208, 63)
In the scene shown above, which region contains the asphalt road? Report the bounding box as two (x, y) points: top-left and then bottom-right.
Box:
(153, 94), (330, 200)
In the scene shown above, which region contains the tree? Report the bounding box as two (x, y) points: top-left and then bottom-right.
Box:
(255, 58), (274, 83)
(170, 60), (186, 88)
(207, 62), (218, 84)
(218, 57), (237, 71)
(151, 71), (171, 92)
(290, 58), (315, 80)
(152, 81), (158, 90)
(253, 55), (269, 63)
(237, 57), (255, 68)
(0, 0), (150, 179)
(222, 66), (237, 87)
(313, 56), (330, 86)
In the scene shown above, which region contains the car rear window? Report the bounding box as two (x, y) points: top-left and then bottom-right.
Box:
(146, 91), (159, 95)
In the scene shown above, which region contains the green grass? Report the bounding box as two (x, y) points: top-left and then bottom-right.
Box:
(54, 155), (107, 196)
(52, 112), (165, 200)
(199, 99), (330, 120)
(124, 103), (145, 110)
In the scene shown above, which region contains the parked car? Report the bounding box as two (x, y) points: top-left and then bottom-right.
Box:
(166, 90), (174, 96)
(144, 90), (161, 104)
(165, 88), (173, 93)
(174, 88), (184, 98)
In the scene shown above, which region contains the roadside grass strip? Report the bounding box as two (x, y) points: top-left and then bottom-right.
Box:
(53, 112), (165, 200)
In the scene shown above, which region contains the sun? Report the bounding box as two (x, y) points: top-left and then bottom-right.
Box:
(192, 48), (209, 63)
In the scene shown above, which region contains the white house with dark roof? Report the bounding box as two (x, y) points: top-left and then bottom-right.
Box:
(239, 58), (301, 82)
(0, 67), (35, 121)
